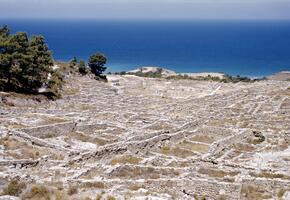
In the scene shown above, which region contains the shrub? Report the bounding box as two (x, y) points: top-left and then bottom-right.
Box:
(107, 195), (116, 200)
(111, 155), (141, 165)
(30, 185), (50, 200)
(96, 193), (103, 200)
(67, 185), (78, 196)
(78, 60), (89, 75)
(46, 69), (64, 99)
(82, 181), (106, 189)
(2, 180), (26, 196)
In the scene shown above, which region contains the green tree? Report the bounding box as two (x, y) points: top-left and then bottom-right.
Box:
(47, 69), (63, 99)
(69, 56), (78, 68)
(0, 26), (61, 97)
(0, 25), (13, 89)
(7, 32), (31, 91)
(88, 53), (107, 76)
(78, 59), (88, 74)
(26, 35), (53, 91)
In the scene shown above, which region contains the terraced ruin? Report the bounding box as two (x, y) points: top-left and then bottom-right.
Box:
(0, 74), (290, 199)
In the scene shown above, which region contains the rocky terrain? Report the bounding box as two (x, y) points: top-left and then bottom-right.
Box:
(0, 74), (290, 200)
(267, 71), (290, 81)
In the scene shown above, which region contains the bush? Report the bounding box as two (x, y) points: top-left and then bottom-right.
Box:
(46, 69), (64, 99)
(2, 179), (26, 196)
(107, 195), (116, 200)
(67, 185), (78, 196)
(78, 60), (89, 75)
(24, 185), (50, 200)
(95, 74), (108, 82)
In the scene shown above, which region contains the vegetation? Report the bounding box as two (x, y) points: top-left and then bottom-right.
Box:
(0, 25), (62, 98)
(166, 74), (259, 83)
(134, 71), (162, 78)
(81, 181), (106, 189)
(67, 185), (78, 196)
(107, 195), (116, 200)
(88, 53), (107, 80)
(241, 184), (271, 200)
(78, 59), (89, 74)
(250, 171), (290, 180)
(111, 155), (142, 165)
(69, 57), (78, 68)
(127, 68), (163, 78)
(2, 179), (26, 196)
(166, 74), (219, 81)
(30, 185), (50, 200)
(114, 71), (127, 75)
(128, 69), (262, 83)
(0, 26), (109, 99)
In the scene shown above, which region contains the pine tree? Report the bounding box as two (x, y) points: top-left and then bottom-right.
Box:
(88, 53), (107, 76)
(27, 35), (53, 91)
(0, 26), (59, 96)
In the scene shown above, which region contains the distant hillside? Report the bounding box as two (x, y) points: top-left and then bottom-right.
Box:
(127, 67), (226, 79)
(127, 67), (176, 77)
(267, 71), (290, 81)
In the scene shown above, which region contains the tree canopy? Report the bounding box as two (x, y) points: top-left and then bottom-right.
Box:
(0, 25), (60, 96)
(88, 53), (107, 76)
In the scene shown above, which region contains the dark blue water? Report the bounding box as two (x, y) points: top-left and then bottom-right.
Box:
(1, 19), (290, 76)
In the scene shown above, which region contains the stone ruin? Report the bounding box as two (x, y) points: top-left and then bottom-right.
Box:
(0, 74), (289, 199)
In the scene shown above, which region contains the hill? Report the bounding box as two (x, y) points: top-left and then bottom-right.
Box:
(0, 73), (290, 199)
(267, 71), (290, 81)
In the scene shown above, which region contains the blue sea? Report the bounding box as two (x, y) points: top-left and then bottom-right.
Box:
(1, 19), (290, 76)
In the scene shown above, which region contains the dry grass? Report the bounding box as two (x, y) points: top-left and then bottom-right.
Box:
(241, 184), (271, 200)
(79, 168), (102, 179)
(233, 143), (254, 152)
(63, 87), (80, 95)
(2, 180), (26, 196)
(128, 184), (143, 191)
(168, 160), (190, 167)
(81, 182), (106, 189)
(96, 193), (103, 200)
(147, 121), (173, 131)
(160, 145), (194, 158)
(208, 118), (239, 126)
(112, 165), (178, 179)
(107, 195), (116, 200)
(190, 135), (215, 144)
(22, 184), (69, 200)
(111, 155), (142, 165)
(0, 137), (44, 159)
(67, 185), (78, 196)
(250, 171), (290, 180)
(0, 137), (25, 150)
(177, 140), (209, 153)
(69, 131), (112, 146)
(113, 166), (160, 179)
(22, 185), (50, 200)
(198, 167), (239, 178)
(277, 189), (286, 198)
(79, 104), (96, 110)
(7, 122), (27, 129)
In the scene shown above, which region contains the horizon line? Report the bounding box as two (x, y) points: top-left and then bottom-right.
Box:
(1, 18), (290, 22)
